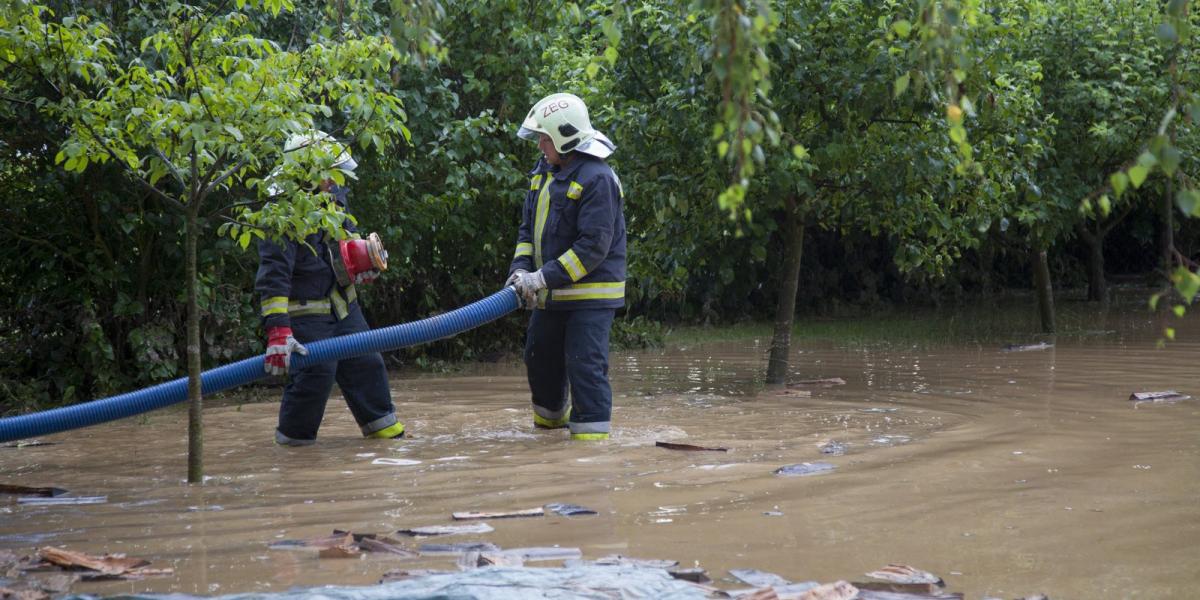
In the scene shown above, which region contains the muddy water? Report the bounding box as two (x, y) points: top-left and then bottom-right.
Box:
(2, 308), (1198, 598)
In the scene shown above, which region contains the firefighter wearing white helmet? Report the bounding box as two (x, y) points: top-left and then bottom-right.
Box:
(255, 130), (405, 446)
(507, 93), (627, 441)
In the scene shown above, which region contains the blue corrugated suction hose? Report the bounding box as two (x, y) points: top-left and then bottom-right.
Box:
(0, 288), (521, 443)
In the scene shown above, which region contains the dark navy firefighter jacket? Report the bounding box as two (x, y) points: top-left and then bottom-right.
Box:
(256, 185), (360, 328)
(508, 155), (626, 310)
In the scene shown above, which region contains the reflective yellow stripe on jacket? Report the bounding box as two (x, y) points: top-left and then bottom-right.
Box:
(532, 175), (553, 268)
(261, 296), (289, 317)
(551, 281), (625, 301)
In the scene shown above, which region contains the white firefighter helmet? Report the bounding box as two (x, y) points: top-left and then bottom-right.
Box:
(517, 93), (614, 159)
(284, 130), (358, 172)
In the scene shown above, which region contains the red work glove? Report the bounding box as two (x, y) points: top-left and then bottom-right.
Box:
(264, 326), (308, 376)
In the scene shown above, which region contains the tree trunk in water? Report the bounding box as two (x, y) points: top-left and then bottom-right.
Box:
(766, 198), (804, 385)
(1033, 247), (1056, 334)
(1159, 180), (1174, 281)
(186, 208), (204, 484)
(1082, 229), (1107, 304)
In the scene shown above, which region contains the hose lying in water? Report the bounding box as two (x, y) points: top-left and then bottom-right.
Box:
(0, 287), (521, 443)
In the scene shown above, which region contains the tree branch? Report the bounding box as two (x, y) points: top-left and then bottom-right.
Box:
(76, 118), (187, 213)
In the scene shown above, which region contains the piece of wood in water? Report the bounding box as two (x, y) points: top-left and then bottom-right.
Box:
(268, 532), (354, 551)
(476, 552), (525, 568)
(417, 542), (500, 556)
(544, 503), (597, 516)
(379, 568), (449, 584)
(787, 377), (846, 387)
(395, 523), (495, 537)
(0, 440), (56, 448)
(774, 462), (835, 477)
(655, 441), (729, 452)
(853, 581), (951, 595)
(36, 547), (149, 576)
(317, 545), (361, 559)
(0, 485), (68, 498)
(451, 507), (543, 520)
(357, 537), (417, 557)
(668, 567), (711, 584)
(1129, 391), (1191, 402)
(730, 569), (791, 587)
(1001, 342), (1053, 352)
(864, 564), (944, 586)
(496, 547), (582, 562)
(18, 496), (106, 506)
(798, 581), (858, 600)
(584, 555), (679, 569)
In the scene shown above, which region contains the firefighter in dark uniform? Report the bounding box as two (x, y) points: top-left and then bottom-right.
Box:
(507, 93), (626, 440)
(256, 131), (405, 446)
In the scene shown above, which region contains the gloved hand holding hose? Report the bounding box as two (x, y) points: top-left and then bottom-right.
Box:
(264, 326), (308, 375)
(510, 269), (546, 310)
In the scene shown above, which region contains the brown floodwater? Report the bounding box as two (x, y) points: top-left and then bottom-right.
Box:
(2, 305), (1198, 599)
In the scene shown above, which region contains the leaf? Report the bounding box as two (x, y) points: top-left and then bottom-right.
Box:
(1098, 194), (1111, 217)
(892, 20), (912, 38)
(585, 61), (600, 79)
(1177, 190), (1199, 217)
(238, 231), (251, 249)
(1160, 146), (1182, 176)
(603, 46), (618, 66)
(1175, 269), (1200, 304)
(893, 73), (910, 98)
(1110, 172), (1128, 198)
(223, 124), (244, 141)
(1127, 165), (1148, 189)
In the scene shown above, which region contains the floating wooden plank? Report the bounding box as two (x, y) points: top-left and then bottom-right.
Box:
(544, 503), (597, 517)
(395, 523), (494, 537)
(317, 545), (360, 559)
(36, 548), (148, 576)
(798, 581), (858, 600)
(418, 542), (501, 556)
(372, 458), (422, 466)
(268, 532), (354, 551)
(18, 497), (106, 506)
(668, 567), (711, 584)
(1129, 391), (1191, 403)
(655, 441), (729, 452)
(499, 547), (582, 562)
(864, 564), (944, 586)
(0, 485), (67, 497)
(379, 569), (450, 584)
(853, 581), (959, 596)
(357, 537), (417, 558)
(1001, 342), (1053, 353)
(730, 569), (791, 588)
(774, 462), (836, 477)
(451, 507), (543, 520)
(787, 378), (846, 387)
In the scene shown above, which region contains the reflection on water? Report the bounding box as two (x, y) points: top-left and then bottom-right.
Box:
(2, 305), (1198, 599)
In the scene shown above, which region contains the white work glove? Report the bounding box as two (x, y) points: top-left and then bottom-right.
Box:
(505, 269), (527, 287)
(353, 269), (380, 285)
(264, 326), (308, 376)
(512, 269), (547, 310)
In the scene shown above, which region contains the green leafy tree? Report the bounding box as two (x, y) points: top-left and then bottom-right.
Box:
(0, 0), (415, 481)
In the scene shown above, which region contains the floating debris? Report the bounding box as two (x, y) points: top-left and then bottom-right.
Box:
(18, 497), (106, 506)
(378, 568), (450, 584)
(0, 485), (67, 497)
(858, 407), (898, 414)
(818, 441), (847, 456)
(358, 537), (418, 558)
(372, 458), (422, 466)
(774, 462), (836, 477)
(667, 567), (710, 584)
(1001, 342), (1053, 353)
(317, 545), (360, 559)
(798, 580), (858, 600)
(1129, 391), (1191, 403)
(458, 551), (523, 569)
(655, 441), (729, 452)
(788, 377), (846, 387)
(763, 511), (785, 517)
(864, 564), (944, 586)
(36, 547), (171, 579)
(544, 503), (597, 517)
(418, 542), (501, 556)
(268, 532), (354, 551)
(853, 581), (961, 597)
(0, 440), (56, 449)
(565, 555), (679, 569)
(452, 507), (544, 520)
(730, 568), (791, 587)
(395, 523), (495, 537)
